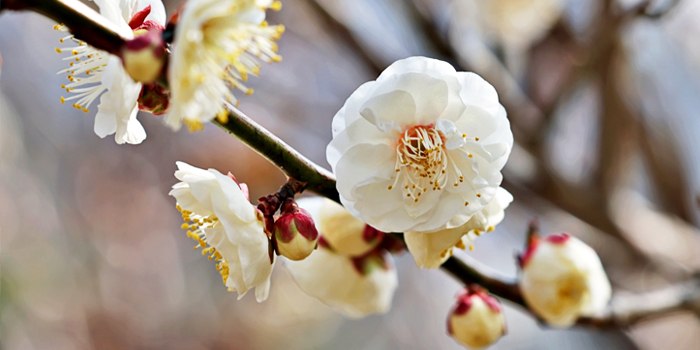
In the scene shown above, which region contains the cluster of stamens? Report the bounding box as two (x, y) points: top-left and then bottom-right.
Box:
(177, 205), (231, 288)
(388, 127), (480, 204)
(54, 24), (108, 113)
(218, 20), (285, 106)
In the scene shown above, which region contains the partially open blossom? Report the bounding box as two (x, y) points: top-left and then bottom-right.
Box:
(54, 0), (166, 144)
(273, 199), (319, 261)
(169, 162), (274, 302)
(285, 245), (398, 318)
(519, 233), (612, 327)
(448, 286), (506, 349)
(298, 197), (383, 256)
(405, 187), (512, 269)
(327, 56), (513, 233)
(166, 0), (284, 131)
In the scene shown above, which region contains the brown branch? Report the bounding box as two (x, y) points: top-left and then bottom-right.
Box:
(1, 0), (127, 56)
(214, 103), (339, 203)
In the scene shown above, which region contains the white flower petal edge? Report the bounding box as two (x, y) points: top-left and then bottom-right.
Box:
(327, 56), (513, 233)
(169, 161), (274, 302)
(405, 187), (513, 269)
(285, 247), (398, 318)
(519, 234), (612, 327)
(166, 0), (283, 131)
(55, 0), (165, 144)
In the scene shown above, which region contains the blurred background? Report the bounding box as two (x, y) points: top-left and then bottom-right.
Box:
(2, 0), (700, 348)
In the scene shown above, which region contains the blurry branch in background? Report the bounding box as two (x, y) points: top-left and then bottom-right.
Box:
(635, 0), (682, 19)
(7, 0), (700, 330)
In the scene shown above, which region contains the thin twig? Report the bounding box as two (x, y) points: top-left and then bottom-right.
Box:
(214, 103), (339, 203)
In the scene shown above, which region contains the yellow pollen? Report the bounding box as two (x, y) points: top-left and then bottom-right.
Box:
(181, 223), (190, 229)
(55, 47), (62, 53)
(455, 240), (466, 250)
(476, 193), (481, 198)
(59, 38), (64, 43)
(388, 185), (393, 190)
(60, 96), (65, 104)
(270, 1), (283, 11)
(468, 154), (473, 158)
(72, 50), (78, 55)
(81, 108), (89, 113)
(487, 226), (495, 232)
(469, 244), (475, 251)
(462, 133), (467, 137)
(475, 137), (480, 141)
(465, 201), (469, 206)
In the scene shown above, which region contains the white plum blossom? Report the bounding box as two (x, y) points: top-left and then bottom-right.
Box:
(166, 0), (284, 131)
(169, 162), (274, 302)
(285, 246), (398, 318)
(327, 56), (513, 233)
(405, 187), (513, 269)
(54, 0), (166, 144)
(448, 287), (506, 349)
(519, 233), (612, 327)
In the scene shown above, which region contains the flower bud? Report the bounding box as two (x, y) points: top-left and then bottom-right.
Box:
(519, 233), (612, 327)
(317, 199), (383, 256)
(138, 82), (170, 115)
(122, 28), (166, 83)
(448, 286), (505, 349)
(274, 199), (319, 261)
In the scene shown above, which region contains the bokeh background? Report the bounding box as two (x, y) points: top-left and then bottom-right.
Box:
(2, 0), (700, 349)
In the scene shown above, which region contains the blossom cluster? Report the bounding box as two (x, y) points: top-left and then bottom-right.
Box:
(54, 0), (284, 143)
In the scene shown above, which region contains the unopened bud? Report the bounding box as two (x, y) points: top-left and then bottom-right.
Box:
(138, 82), (170, 114)
(519, 233), (612, 327)
(318, 199), (383, 256)
(274, 199), (319, 261)
(448, 286), (505, 349)
(122, 28), (166, 83)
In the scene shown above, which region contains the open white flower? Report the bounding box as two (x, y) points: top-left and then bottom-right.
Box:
(166, 0), (284, 131)
(169, 161), (274, 302)
(54, 0), (165, 144)
(327, 56), (513, 233)
(519, 233), (612, 327)
(405, 187), (513, 269)
(448, 287), (506, 349)
(285, 246), (398, 318)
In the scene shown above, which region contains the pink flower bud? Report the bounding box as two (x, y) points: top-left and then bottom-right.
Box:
(122, 28), (166, 83)
(448, 286), (506, 349)
(274, 200), (319, 261)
